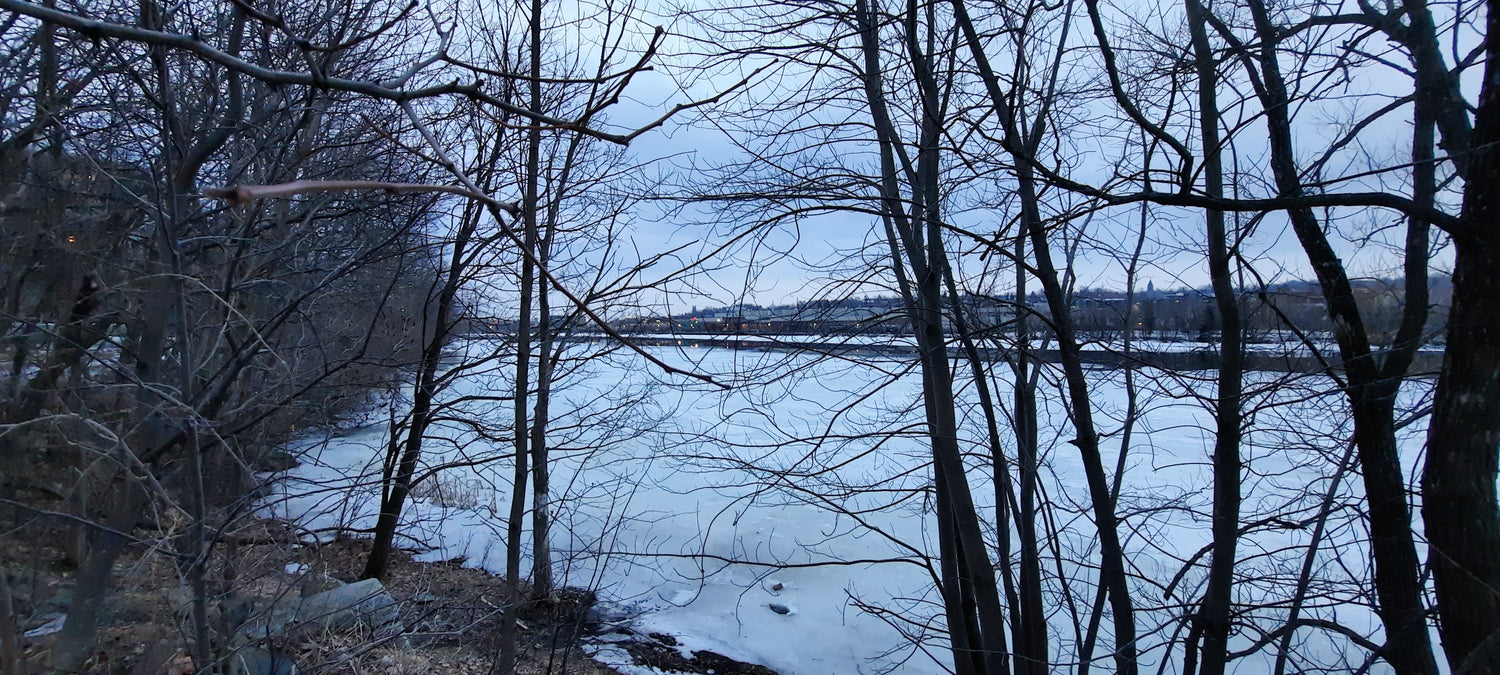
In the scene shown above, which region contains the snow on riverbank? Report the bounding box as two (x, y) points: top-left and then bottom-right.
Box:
(262, 344), (1424, 674)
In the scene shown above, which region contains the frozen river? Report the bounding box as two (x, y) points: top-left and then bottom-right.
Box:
(265, 344), (1427, 674)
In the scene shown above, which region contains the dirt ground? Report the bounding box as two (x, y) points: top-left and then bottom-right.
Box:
(4, 515), (621, 674)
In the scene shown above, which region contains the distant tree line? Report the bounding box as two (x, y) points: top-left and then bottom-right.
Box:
(613, 279), (1451, 346)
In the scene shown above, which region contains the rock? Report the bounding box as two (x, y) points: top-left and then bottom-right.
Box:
(769, 582), (783, 592)
(236, 578), (401, 642)
(621, 638), (781, 675)
(298, 573), (346, 598)
(229, 646), (299, 675)
(293, 578), (401, 635)
(582, 597), (640, 637)
(767, 603), (790, 615)
(22, 613), (65, 639)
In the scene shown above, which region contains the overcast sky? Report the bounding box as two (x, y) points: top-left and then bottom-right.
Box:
(525, 0), (1466, 310)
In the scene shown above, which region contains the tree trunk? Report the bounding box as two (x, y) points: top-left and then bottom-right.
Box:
(530, 256), (554, 598)
(942, 259), (1034, 673)
(853, 1), (1011, 667)
(1012, 242), (1047, 675)
(500, 3), (545, 667)
(945, 1), (1138, 667)
(1185, 1), (1243, 671)
(1237, 2), (1441, 671)
(52, 480), (146, 671)
(1423, 69), (1500, 666)
(362, 203), (478, 581)
(1020, 174), (1138, 675)
(361, 390), (430, 580)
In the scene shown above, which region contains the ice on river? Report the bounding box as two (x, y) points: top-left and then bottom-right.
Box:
(262, 344), (1429, 674)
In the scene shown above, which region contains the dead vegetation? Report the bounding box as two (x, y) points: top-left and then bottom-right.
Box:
(1, 512), (621, 674)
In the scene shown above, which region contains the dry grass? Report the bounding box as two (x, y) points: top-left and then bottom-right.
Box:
(409, 474), (489, 511)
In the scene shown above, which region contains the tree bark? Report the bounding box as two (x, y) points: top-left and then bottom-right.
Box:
(1422, 4), (1500, 655)
(530, 238), (554, 598)
(1184, 1), (1243, 671)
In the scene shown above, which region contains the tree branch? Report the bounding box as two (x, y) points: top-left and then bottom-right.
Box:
(202, 179), (520, 215)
